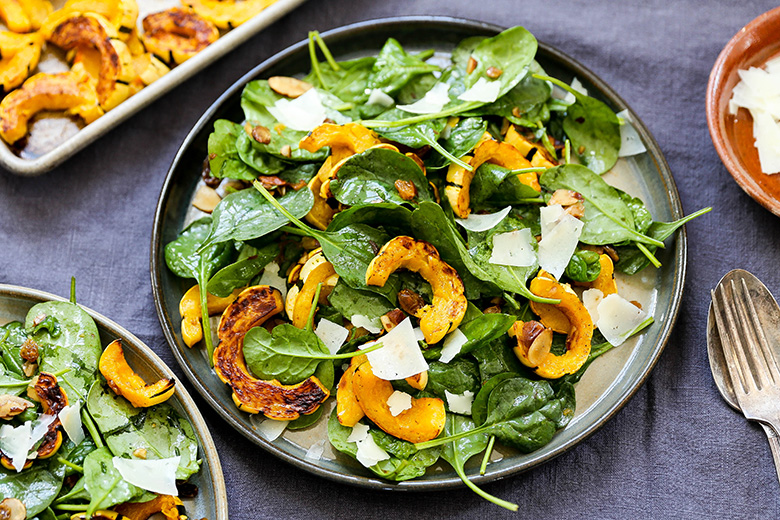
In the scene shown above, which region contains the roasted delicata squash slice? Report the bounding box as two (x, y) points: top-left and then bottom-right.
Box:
(114, 494), (185, 520)
(0, 372), (66, 470)
(213, 285), (330, 419)
(43, 0), (138, 40)
(365, 236), (467, 344)
(141, 8), (219, 65)
(511, 271), (594, 379)
(351, 360), (446, 443)
(299, 123), (382, 164)
(336, 354), (366, 427)
(292, 261), (337, 329)
(503, 125), (558, 168)
(184, 0), (274, 29)
(305, 156), (337, 230)
(0, 0), (52, 34)
(445, 138), (540, 218)
(130, 51), (170, 86)
(179, 284), (242, 347)
(49, 13), (135, 110)
(99, 339), (176, 408)
(583, 254), (618, 296)
(69, 512), (131, 520)
(0, 31), (44, 92)
(0, 69), (103, 144)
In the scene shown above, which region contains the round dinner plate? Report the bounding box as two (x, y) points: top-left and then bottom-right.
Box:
(0, 284), (228, 519)
(151, 16), (687, 490)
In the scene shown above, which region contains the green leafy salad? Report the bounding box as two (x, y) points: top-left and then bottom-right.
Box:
(165, 27), (709, 509)
(0, 287), (201, 519)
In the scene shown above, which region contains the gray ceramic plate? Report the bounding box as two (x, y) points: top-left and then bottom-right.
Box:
(151, 17), (687, 490)
(0, 284), (228, 519)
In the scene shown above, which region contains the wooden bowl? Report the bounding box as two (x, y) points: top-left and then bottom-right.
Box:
(707, 6), (780, 216)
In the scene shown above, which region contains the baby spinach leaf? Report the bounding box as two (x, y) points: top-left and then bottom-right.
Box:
(207, 242), (278, 297)
(537, 75), (620, 174)
(327, 411), (441, 481)
(327, 203), (412, 234)
(26, 301), (102, 401)
(469, 163), (541, 206)
(458, 312), (517, 354)
(425, 117), (487, 170)
(328, 280), (394, 325)
(86, 383), (200, 480)
(367, 38), (439, 95)
(440, 415), (518, 511)
(0, 321), (27, 376)
(165, 217), (233, 280)
(208, 120), (270, 180)
(0, 465), (63, 517)
(330, 148), (433, 206)
(539, 164), (664, 247)
(202, 186), (314, 248)
(244, 324), (329, 385)
(305, 56), (375, 105)
(617, 188), (653, 234)
(83, 447), (145, 516)
(465, 26), (538, 99)
(244, 324), (379, 385)
(241, 79), (282, 124)
(373, 109), (447, 148)
(614, 206), (712, 275)
(426, 358), (481, 399)
(565, 249), (602, 282)
(235, 131), (287, 175)
(470, 338), (524, 384)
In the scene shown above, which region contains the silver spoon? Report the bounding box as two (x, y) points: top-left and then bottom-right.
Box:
(707, 269), (780, 483)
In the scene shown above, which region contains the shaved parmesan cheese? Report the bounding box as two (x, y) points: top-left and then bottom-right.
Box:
(445, 390), (474, 415)
(59, 404), (85, 445)
(347, 422), (391, 467)
(29, 414), (56, 451)
(398, 83), (450, 114)
(305, 440), (326, 461)
(455, 206), (511, 232)
(538, 211), (583, 279)
(355, 431), (390, 468)
(315, 319), (349, 355)
(616, 109), (647, 157)
(489, 228), (536, 267)
(582, 288), (604, 324)
(267, 88), (326, 132)
(113, 456), (180, 496)
(254, 417), (289, 441)
(347, 422), (369, 443)
(412, 327), (425, 343)
(539, 204), (565, 236)
(458, 77), (501, 103)
(351, 314), (382, 334)
(440, 328), (467, 364)
(0, 422), (31, 472)
(562, 77), (587, 104)
(258, 262), (287, 298)
(360, 317), (428, 379)
(729, 64), (780, 173)
(386, 391), (412, 416)
(596, 293), (648, 346)
(367, 89), (394, 107)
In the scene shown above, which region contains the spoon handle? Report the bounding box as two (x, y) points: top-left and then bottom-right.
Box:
(761, 423), (780, 485)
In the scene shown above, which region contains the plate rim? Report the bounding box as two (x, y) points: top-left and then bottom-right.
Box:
(150, 15), (687, 491)
(0, 283), (228, 519)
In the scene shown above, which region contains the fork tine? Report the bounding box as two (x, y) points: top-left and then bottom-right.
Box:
(711, 286), (749, 394)
(738, 277), (780, 387)
(729, 279), (773, 390)
(719, 283), (758, 392)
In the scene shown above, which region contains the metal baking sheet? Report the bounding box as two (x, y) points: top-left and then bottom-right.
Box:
(0, 0), (307, 176)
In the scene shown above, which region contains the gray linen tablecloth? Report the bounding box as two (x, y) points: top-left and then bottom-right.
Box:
(2, 0), (779, 517)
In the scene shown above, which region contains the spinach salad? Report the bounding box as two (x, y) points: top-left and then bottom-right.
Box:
(0, 287), (201, 519)
(165, 27), (709, 509)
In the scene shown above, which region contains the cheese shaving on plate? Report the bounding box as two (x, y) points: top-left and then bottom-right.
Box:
(397, 83), (450, 114)
(113, 456), (180, 496)
(360, 317), (428, 380)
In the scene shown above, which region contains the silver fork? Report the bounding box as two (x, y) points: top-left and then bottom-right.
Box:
(711, 276), (780, 440)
